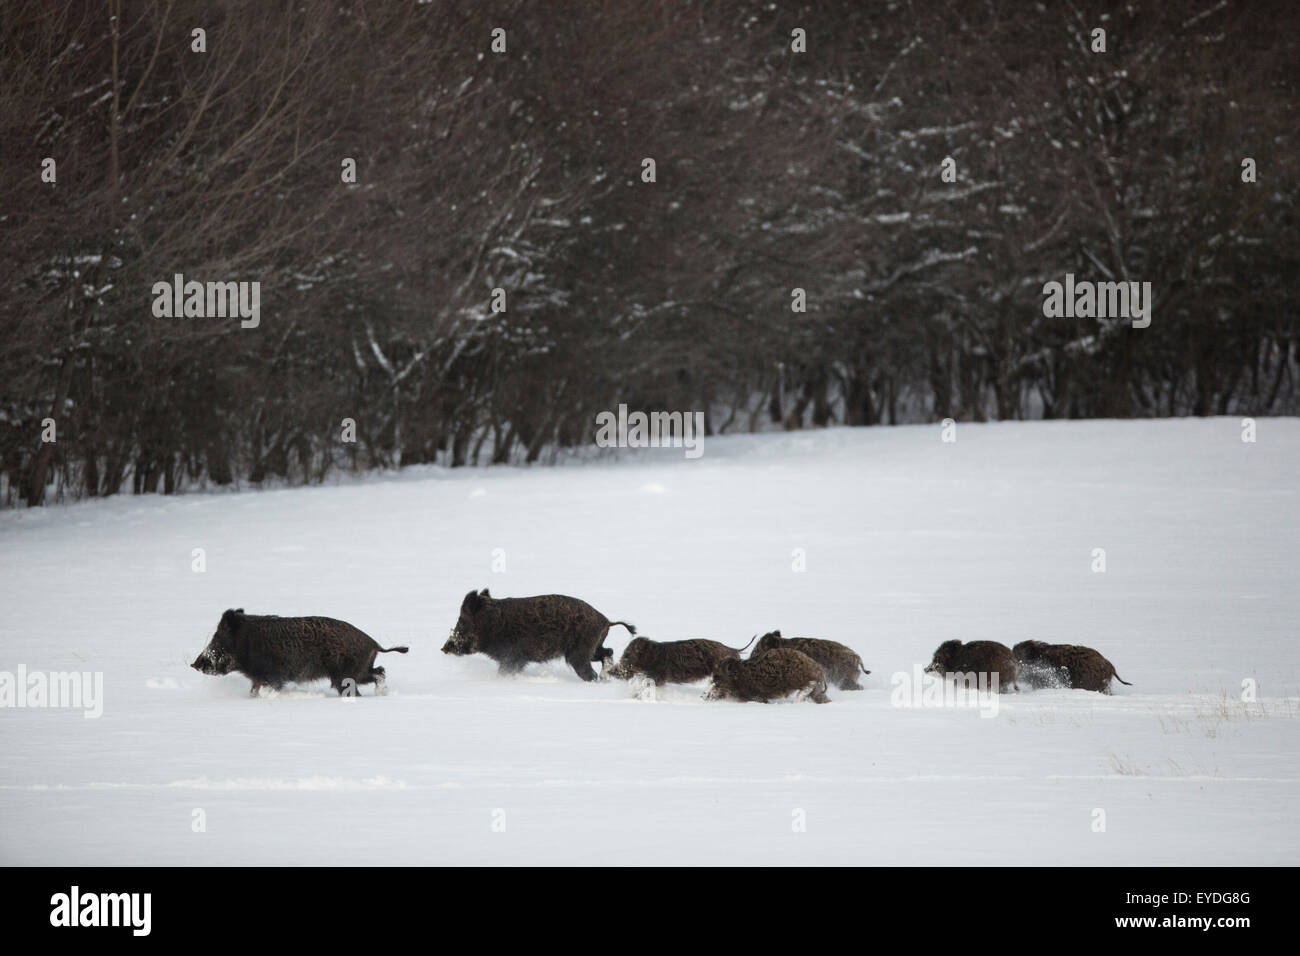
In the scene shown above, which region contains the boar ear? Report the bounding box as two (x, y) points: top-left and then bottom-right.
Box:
(479, 588), (490, 598)
(464, 590), (484, 613)
(221, 608), (244, 630)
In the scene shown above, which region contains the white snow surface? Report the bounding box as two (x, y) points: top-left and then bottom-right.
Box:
(1, 418), (1297, 865)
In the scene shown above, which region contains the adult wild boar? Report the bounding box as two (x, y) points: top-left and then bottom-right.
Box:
(441, 589), (636, 681)
(750, 630), (870, 690)
(704, 648), (829, 704)
(605, 635), (756, 685)
(924, 639), (1019, 693)
(191, 609), (408, 696)
(1012, 640), (1132, 694)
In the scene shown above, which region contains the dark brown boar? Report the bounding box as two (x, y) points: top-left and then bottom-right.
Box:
(605, 635), (755, 685)
(924, 640), (1019, 693)
(441, 589), (635, 681)
(191, 609), (408, 696)
(1013, 640), (1132, 694)
(704, 648), (829, 704)
(750, 630), (869, 690)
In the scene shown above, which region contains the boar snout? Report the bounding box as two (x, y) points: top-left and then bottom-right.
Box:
(191, 645), (232, 675)
(442, 632), (472, 655)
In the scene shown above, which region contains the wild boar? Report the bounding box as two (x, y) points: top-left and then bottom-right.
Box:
(605, 635), (756, 685)
(191, 608), (408, 696)
(704, 648), (829, 704)
(924, 639), (1019, 693)
(1012, 640), (1132, 694)
(750, 630), (870, 690)
(441, 589), (635, 682)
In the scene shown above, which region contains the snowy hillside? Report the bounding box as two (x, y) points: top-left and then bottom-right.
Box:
(1, 418), (1297, 865)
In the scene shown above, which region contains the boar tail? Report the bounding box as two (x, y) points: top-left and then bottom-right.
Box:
(1112, 670), (1132, 686)
(859, 658), (871, 675)
(735, 634), (757, 653)
(378, 645), (409, 654)
(608, 621), (637, 636)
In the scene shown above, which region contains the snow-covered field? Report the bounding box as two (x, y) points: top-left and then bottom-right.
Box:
(2, 418), (1297, 865)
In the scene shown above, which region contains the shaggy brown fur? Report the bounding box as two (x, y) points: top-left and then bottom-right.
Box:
(705, 648), (829, 704)
(191, 609), (408, 696)
(924, 640), (1019, 693)
(441, 589), (635, 681)
(1012, 640), (1132, 694)
(605, 636), (755, 685)
(751, 630), (869, 690)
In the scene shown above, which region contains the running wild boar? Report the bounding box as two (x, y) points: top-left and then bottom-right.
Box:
(924, 639), (1019, 693)
(1012, 640), (1132, 694)
(605, 635), (755, 685)
(441, 589), (635, 681)
(704, 648), (829, 704)
(750, 630), (870, 690)
(191, 609), (408, 696)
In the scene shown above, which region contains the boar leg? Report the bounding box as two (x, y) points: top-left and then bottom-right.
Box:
(566, 650), (599, 682)
(584, 631), (610, 680)
(796, 681), (830, 704)
(592, 646), (614, 681)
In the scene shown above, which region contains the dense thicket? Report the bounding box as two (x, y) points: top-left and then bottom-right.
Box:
(2, 0), (1296, 505)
